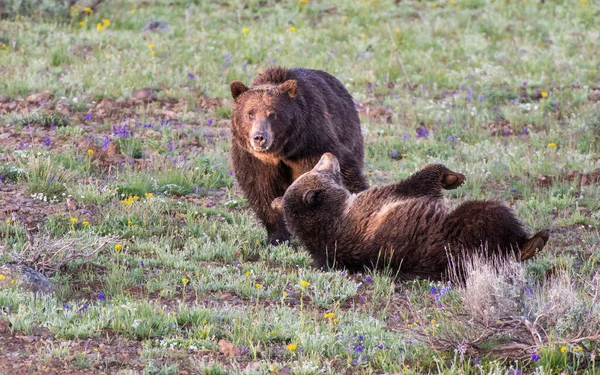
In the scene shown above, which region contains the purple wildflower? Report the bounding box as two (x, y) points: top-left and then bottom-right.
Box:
(98, 293), (106, 301)
(167, 139), (174, 151)
(207, 118), (213, 126)
(354, 344), (364, 352)
(102, 137), (110, 152)
(430, 286), (438, 295)
(225, 53), (231, 61)
(43, 137), (51, 147)
(447, 135), (457, 142)
(478, 95), (485, 102)
(531, 350), (540, 362)
(466, 86), (473, 102)
(416, 127), (429, 138)
(187, 73), (195, 80)
(391, 150), (399, 159)
(140, 260), (145, 268)
(364, 275), (373, 283)
(85, 113), (92, 121)
(63, 303), (71, 310)
(520, 127), (529, 135)
(228, 170), (234, 177)
(77, 304), (89, 315)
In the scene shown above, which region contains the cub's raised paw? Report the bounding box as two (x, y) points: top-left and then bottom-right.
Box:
(442, 171), (466, 190)
(520, 230), (550, 261)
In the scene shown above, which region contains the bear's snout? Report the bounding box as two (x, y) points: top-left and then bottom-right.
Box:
(250, 131), (272, 151)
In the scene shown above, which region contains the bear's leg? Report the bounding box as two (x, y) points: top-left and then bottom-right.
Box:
(444, 201), (548, 260)
(519, 230), (550, 261)
(231, 145), (292, 245)
(393, 164), (466, 198)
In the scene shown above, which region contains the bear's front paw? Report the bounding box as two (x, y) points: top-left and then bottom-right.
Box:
(441, 170), (466, 190)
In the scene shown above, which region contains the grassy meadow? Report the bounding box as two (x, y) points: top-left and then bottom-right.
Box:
(1, 0), (600, 373)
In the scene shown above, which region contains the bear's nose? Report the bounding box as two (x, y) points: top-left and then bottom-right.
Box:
(252, 133), (268, 146)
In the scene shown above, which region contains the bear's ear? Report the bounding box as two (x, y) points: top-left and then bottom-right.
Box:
(271, 197), (284, 213)
(314, 152), (341, 176)
(302, 189), (319, 206)
(230, 81), (249, 100)
(278, 80), (297, 98)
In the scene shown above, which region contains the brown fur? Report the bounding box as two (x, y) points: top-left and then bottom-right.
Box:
(229, 67), (368, 245)
(272, 153), (549, 280)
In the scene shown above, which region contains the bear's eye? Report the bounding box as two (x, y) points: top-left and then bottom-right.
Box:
(268, 112), (277, 120)
(248, 111), (255, 120)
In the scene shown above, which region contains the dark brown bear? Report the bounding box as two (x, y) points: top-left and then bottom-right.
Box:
(229, 67), (368, 245)
(272, 153), (549, 280)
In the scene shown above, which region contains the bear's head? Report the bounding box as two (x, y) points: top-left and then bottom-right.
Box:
(272, 153), (350, 234)
(230, 79), (297, 157)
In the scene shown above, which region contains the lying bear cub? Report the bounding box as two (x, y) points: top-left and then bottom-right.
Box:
(271, 153), (549, 280)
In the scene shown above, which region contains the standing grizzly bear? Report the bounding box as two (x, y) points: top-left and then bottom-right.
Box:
(229, 67), (368, 245)
(272, 153), (549, 280)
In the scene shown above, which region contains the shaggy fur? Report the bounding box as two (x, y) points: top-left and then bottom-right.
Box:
(272, 153), (549, 280)
(230, 67), (368, 245)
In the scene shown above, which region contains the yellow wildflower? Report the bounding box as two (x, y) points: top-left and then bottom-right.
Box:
(0, 274), (6, 280)
(4, 219), (9, 224)
(145, 192), (153, 199)
(97, 23), (105, 31)
(282, 291), (287, 296)
(102, 19), (111, 27)
(255, 283), (262, 289)
(133, 195), (140, 201)
(71, 217), (78, 223)
(242, 28), (250, 34)
(131, 9), (136, 14)
(87, 149), (94, 156)
(127, 221), (132, 225)
(333, 318), (339, 324)
(431, 319), (437, 324)
(289, 27), (296, 32)
(269, 364), (276, 372)
(285, 343), (297, 351)
(300, 280), (310, 288)
(182, 277), (190, 286)
(151, 50), (156, 56)
(396, 28), (401, 34)
(82, 221), (89, 226)
(361, 34), (366, 39)
(115, 243), (122, 252)
(246, 270), (251, 276)
(106, 53), (111, 57)
(70, 5), (80, 12)
(548, 142), (557, 147)
(80, 21), (86, 26)
(541, 91), (548, 98)
(300, 0), (308, 3)
(561, 346), (567, 353)
(147, 43), (155, 49)
(84, 7), (92, 13)
(323, 312), (336, 319)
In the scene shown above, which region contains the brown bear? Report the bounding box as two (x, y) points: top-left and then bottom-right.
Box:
(229, 67), (368, 245)
(272, 153), (549, 280)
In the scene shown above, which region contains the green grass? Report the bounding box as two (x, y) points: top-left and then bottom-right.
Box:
(1, 0), (600, 373)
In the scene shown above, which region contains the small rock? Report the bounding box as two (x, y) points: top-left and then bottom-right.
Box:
(26, 91), (52, 103)
(130, 88), (157, 102)
(143, 21), (169, 32)
(0, 133), (11, 139)
(0, 95), (7, 103)
(0, 264), (57, 294)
